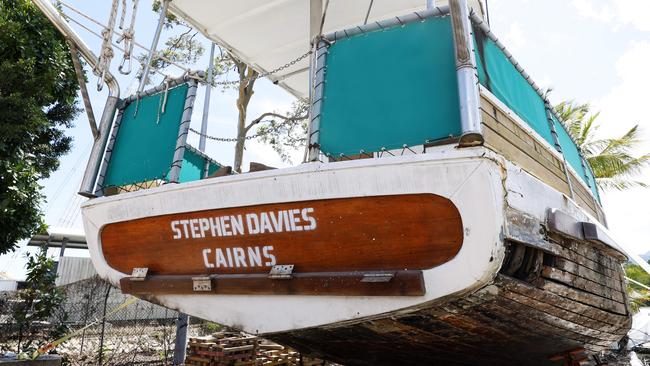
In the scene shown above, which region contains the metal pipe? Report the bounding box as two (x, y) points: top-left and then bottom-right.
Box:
(79, 97), (119, 197)
(306, 0), (323, 162)
(172, 313), (189, 365)
(450, 0), (483, 147)
(200, 44), (216, 178)
(32, 0), (121, 198)
(168, 80), (198, 183)
(199, 43), (215, 153)
(307, 40), (328, 162)
(138, 0), (169, 93)
(68, 41), (99, 139)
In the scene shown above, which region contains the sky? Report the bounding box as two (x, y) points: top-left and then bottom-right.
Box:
(1, 0), (649, 279)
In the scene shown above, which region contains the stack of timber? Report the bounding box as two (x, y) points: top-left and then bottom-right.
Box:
(186, 332), (328, 366)
(185, 333), (258, 366)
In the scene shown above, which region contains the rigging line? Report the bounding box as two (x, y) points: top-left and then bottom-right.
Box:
(63, 195), (84, 228)
(45, 143), (92, 214)
(59, 1), (192, 75)
(57, 176), (85, 227)
(58, 192), (79, 227)
(65, 15), (178, 82)
(318, 0), (331, 36)
(96, 0), (120, 91)
(627, 276), (650, 291)
(363, 0), (374, 25)
(60, 2), (310, 87)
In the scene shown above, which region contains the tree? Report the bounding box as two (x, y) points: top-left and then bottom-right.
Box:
(0, 0), (80, 253)
(148, 2), (308, 173)
(13, 246), (67, 354)
(625, 260), (650, 313)
(555, 101), (649, 190)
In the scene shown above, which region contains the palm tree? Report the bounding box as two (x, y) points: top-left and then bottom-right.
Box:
(554, 101), (650, 190)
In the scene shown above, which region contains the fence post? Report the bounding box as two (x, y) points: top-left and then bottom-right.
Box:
(97, 284), (111, 365)
(173, 313), (189, 364)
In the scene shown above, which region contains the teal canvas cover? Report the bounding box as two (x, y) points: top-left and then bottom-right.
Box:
(102, 84), (189, 188)
(318, 16), (461, 156)
(473, 34), (554, 146)
(179, 146), (221, 182)
(473, 29), (601, 202)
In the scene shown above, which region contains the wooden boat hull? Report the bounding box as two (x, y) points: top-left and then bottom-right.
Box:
(81, 146), (631, 364)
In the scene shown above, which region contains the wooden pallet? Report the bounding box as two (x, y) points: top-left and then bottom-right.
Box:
(185, 333), (259, 366)
(186, 332), (330, 366)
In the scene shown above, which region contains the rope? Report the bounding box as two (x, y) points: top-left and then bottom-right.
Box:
(96, 0), (120, 91)
(117, 0), (139, 75)
(363, 0), (374, 25)
(156, 78), (170, 124)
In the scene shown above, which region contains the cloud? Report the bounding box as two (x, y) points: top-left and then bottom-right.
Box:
(572, 0), (650, 32)
(502, 23), (526, 52)
(571, 0), (614, 23)
(593, 41), (650, 256)
(595, 41), (650, 139)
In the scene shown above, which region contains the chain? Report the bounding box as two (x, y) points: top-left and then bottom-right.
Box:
(189, 127), (260, 142)
(193, 50), (312, 87)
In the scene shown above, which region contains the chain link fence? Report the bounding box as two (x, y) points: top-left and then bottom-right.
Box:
(0, 276), (219, 365)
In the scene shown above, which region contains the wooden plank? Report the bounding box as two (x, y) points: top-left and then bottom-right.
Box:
(482, 109), (567, 182)
(550, 244), (622, 279)
(481, 115), (571, 196)
(102, 194), (463, 276)
(119, 270), (426, 296)
(497, 275), (630, 328)
(501, 286), (627, 336)
(569, 174), (598, 215)
(549, 259), (623, 292)
(474, 299), (612, 348)
(541, 266), (625, 303)
(494, 294), (621, 344)
(533, 277), (627, 315)
(480, 95), (604, 222)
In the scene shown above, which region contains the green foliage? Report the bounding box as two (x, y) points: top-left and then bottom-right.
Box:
(625, 260), (650, 313)
(256, 100), (310, 163)
(147, 3), (307, 168)
(555, 101), (649, 190)
(13, 246), (67, 354)
(0, 0), (79, 253)
(200, 321), (223, 334)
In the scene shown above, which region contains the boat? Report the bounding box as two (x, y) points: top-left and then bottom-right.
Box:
(35, 0), (643, 364)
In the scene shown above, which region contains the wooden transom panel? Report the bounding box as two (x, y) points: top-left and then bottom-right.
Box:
(100, 194), (463, 275)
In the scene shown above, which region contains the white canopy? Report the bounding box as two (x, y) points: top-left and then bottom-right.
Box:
(169, 0), (484, 98)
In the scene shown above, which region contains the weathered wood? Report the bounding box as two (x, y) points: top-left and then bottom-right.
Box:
(559, 235), (624, 269)
(102, 194), (463, 276)
(493, 295), (619, 345)
(505, 208), (563, 255)
(500, 287), (626, 335)
(545, 260), (623, 292)
(549, 245), (621, 279)
(119, 270), (426, 296)
(480, 94), (604, 222)
(481, 110), (571, 196)
(533, 277), (627, 315)
(497, 275), (629, 328)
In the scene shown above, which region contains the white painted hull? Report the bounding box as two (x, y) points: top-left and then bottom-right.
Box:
(81, 144), (623, 336)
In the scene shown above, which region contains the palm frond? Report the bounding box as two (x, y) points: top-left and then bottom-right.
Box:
(554, 101), (649, 191)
